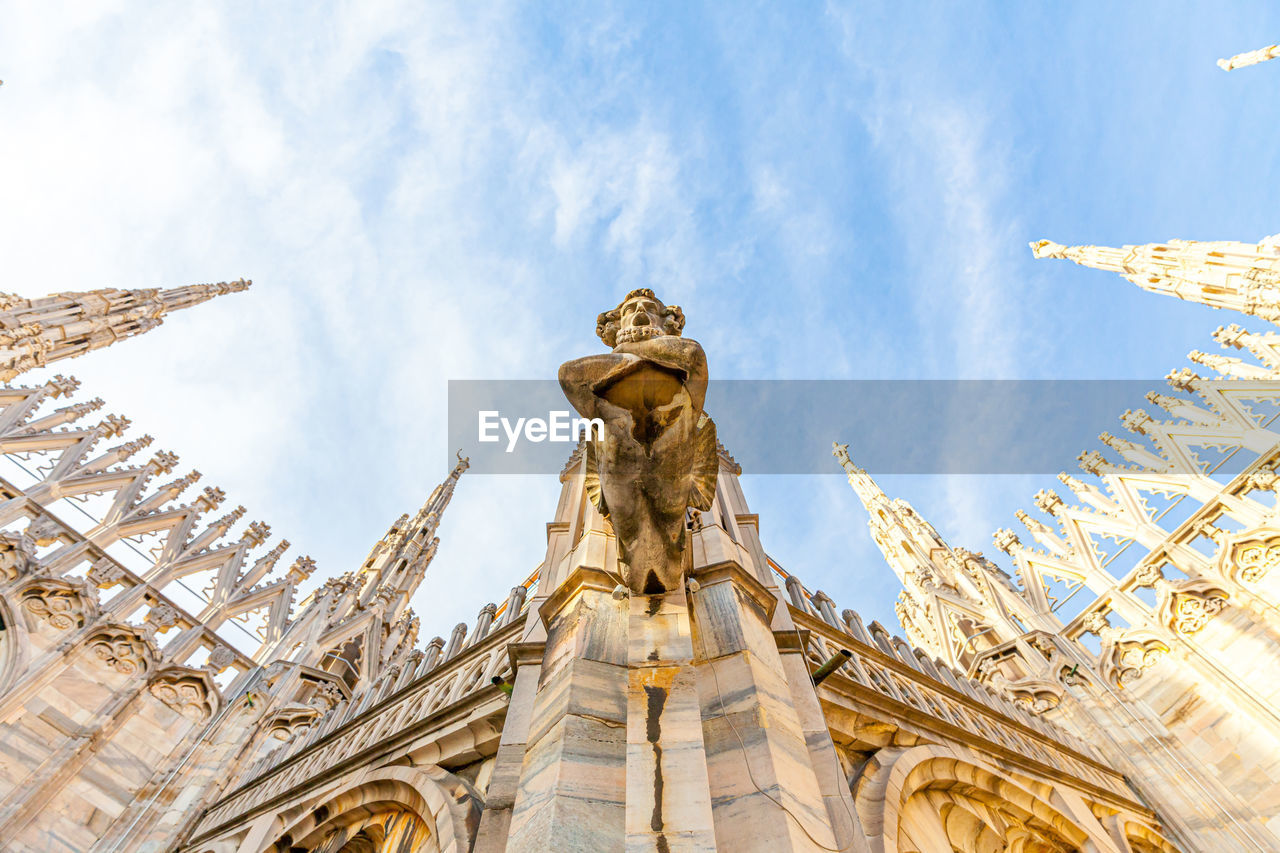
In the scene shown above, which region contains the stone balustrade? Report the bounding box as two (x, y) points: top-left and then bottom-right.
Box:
(193, 605), (528, 838)
(784, 590), (1135, 804)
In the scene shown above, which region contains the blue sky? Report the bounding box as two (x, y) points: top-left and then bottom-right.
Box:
(1, 2), (1278, 640)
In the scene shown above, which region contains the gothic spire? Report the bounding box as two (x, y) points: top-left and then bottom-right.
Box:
(355, 451), (470, 620)
(832, 440), (892, 511)
(832, 442), (953, 589)
(0, 279), (251, 381)
(832, 441), (1029, 668)
(1218, 43), (1280, 71)
(1030, 236), (1280, 323)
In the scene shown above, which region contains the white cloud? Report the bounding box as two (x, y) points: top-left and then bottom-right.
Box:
(0, 1), (723, 643)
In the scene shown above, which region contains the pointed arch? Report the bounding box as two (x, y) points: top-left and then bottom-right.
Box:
(259, 764), (481, 853)
(0, 592), (20, 694)
(1124, 820), (1181, 853)
(853, 744), (1116, 853)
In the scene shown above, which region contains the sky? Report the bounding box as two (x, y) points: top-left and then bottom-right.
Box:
(1, 1), (1278, 644)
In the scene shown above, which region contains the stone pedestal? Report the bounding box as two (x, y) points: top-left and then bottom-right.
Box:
(504, 567), (628, 853)
(489, 472), (860, 852)
(625, 586), (716, 853)
(689, 564), (841, 852)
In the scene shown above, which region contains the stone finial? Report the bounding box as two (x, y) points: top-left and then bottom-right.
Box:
(195, 486), (226, 512)
(209, 505), (247, 532)
(0, 281), (251, 380)
(116, 435), (154, 459)
(1029, 239), (1069, 259)
(150, 450), (180, 474)
(1213, 324), (1249, 348)
(1033, 489), (1064, 516)
(97, 414), (131, 438)
(1076, 450), (1106, 476)
(1218, 43), (1280, 71)
(44, 375), (81, 397)
(992, 527), (1020, 555)
(1031, 233), (1280, 326)
(1120, 409), (1152, 435)
(240, 521), (271, 547)
(1165, 367), (1200, 391)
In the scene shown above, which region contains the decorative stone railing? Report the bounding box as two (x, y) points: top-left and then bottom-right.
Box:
(779, 567), (1090, 742)
(784, 591), (1135, 803)
(192, 603), (527, 838)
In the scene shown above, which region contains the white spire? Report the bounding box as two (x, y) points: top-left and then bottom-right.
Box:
(1031, 235), (1280, 323)
(1218, 43), (1280, 71)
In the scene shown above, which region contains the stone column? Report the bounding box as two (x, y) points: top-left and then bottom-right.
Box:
(472, 642), (544, 853)
(504, 565), (628, 853)
(688, 563), (840, 852)
(625, 582), (716, 852)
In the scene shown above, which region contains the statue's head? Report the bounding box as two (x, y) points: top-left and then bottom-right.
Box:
(596, 288), (686, 348)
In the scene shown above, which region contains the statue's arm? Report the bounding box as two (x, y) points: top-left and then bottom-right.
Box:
(558, 353), (635, 419)
(613, 338), (708, 409)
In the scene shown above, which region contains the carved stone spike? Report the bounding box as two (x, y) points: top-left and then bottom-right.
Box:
(558, 288), (718, 594)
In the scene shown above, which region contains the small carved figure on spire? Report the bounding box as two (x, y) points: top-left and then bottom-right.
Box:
(558, 288), (718, 594)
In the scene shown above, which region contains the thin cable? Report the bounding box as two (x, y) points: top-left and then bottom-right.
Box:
(3, 455), (261, 647)
(702, 650), (853, 853)
(110, 666), (266, 851)
(1057, 641), (1268, 852)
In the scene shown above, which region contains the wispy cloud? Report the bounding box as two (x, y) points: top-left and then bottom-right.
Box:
(4, 0), (1277, 643)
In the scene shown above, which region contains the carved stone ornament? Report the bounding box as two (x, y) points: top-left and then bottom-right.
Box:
(558, 288), (718, 594)
(1080, 611), (1115, 641)
(1167, 589), (1227, 635)
(24, 516), (63, 547)
(1008, 681), (1063, 715)
(21, 581), (92, 630)
(0, 529), (38, 582)
(88, 626), (153, 676)
(205, 645), (236, 674)
(144, 603), (181, 632)
(1133, 564), (1164, 588)
(1231, 534), (1280, 583)
(86, 558), (127, 588)
(265, 704), (321, 741)
(149, 669), (217, 722)
(1104, 636), (1169, 689)
(311, 679), (344, 710)
(1026, 632), (1058, 660)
